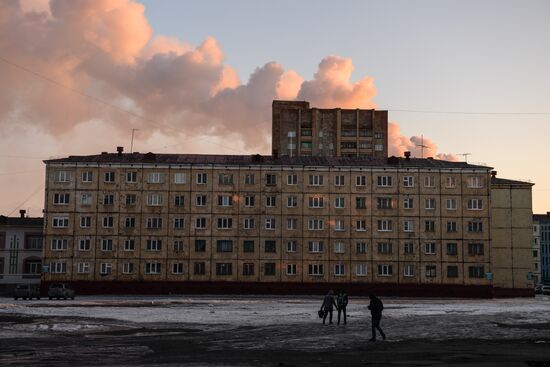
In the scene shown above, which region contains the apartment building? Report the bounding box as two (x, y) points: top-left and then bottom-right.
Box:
(532, 216), (543, 285)
(43, 151), (498, 296)
(533, 213), (550, 284)
(272, 100), (388, 158)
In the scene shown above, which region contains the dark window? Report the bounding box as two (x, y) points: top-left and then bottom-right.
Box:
(468, 243), (484, 255)
(243, 263), (255, 276)
(216, 240), (233, 252)
(425, 221), (435, 232)
(194, 262), (206, 275)
(447, 266), (459, 278)
(195, 239), (206, 252)
(175, 195), (185, 206)
(447, 243), (458, 256)
(216, 263), (233, 276)
(468, 266), (485, 278)
(446, 221), (457, 232)
(426, 265), (437, 277)
(264, 240), (276, 253)
(356, 197), (367, 209)
(243, 240), (255, 253)
(264, 262), (276, 276)
(266, 174), (277, 186)
(468, 221), (484, 233)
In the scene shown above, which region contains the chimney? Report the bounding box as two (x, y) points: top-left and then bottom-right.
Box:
(491, 170), (497, 178)
(19, 209), (26, 218)
(117, 146), (124, 155)
(404, 151), (411, 161)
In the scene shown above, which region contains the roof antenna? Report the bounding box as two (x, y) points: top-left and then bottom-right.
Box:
(415, 134), (428, 159)
(130, 129), (139, 153)
(458, 153), (471, 162)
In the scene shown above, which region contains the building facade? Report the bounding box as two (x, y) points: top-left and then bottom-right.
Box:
(533, 213), (550, 284)
(532, 217), (543, 285)
(272, 100), (388, 158)
(43, 152), (498, 296)
(0, 211), (43, 294)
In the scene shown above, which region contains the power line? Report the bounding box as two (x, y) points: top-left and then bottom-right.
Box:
(7, 183), (44, 216)
(389, 109), (550, 115)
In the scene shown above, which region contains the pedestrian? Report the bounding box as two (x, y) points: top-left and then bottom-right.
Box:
(336, 289), (348, 325)
(368, 294), (386, 341)
(320, 289), (337, 325)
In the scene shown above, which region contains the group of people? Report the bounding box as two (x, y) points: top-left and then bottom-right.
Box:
(319, 290), (386, 342)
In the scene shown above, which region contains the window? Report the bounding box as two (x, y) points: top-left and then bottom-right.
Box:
(146, 239), (162, 251)
(195, 194), (207, 206)
(103, 194), (114, 205)
(217, 217), (233, 229)
(78, 238), (91, 251)
(308, 219), (324, 230)
(217, 195), (233, 206)
(80, 216), (91, 228)
(446, 198), (457, 210)
(424, 176), (435, 188)
(286, 195), (298, 207)
(81, 193), (93, 205)
(425, 198), (436, 210)
(404, 264), (415, 277)
(244, 174), (255, 185)
(308, 264), (324, 276)
(308, 241), (324, 253)
(194, 262), (206, 275)
(334, 197), (345, 208)
(404, 242), (414, 254)
(356, 197), (367, 209)
(468, 243), (484, 256)
(196, 173), (207, 184)
(356, 263), (368, 276)
(173, 240), (184, 252)
(174, 172), (186, 184)
(403, 220), (414, 232)
(243, 240), (255, 253)
(77, 262), (90, 274)
(426, 265), (437, 278)
(378, 265), (393, 276)
(104, 171), (115, 183)
(287, 240), (297, 252)
(286, 264), (297, 275)
(377, 176), (393, 187)
(377, 220), (393, 232)
(447, 266), (458, 278)
(124, 239), (135, 251)
(266, 174), (277, 186)
(468, 266), (484, 278)
(52, 217), (69, 228)
(403, 176), (414, 187)
(53, 193), (70, 205)
(172, 263), (184, 274)
(266, 196), (276, 207)
(244, 195), (255, 207)
(335, 175), (345, 186)
(216, 240), (233, 252)
(82, 171), (93, 183)
(264, 217), (276, 229)
(125, 194), (136, 206)
(442, 219), (456, 232)
(356, 242), (367, 254)
(425, 220), (435, 232)
(148, 172), (164, 183)
(124, 217), (135, 228)
(403, 198), (414, 209)
(447, 243), (458, 256)
(425, 243), (436, 254)
(356, 175), (367, 186)
(146, 217), (162, 229)
(287, 174), (298, 185)
(308, 196), (324, 208)
(334, 219), (345, 231)
(445, 176), (457, 188)
(195, 217), (207, 229)
(468, 176), (483, 188)
(242, 263), (255, 276)
(100, 263), (112, 275)
(356, 220), (367, 231)
(126, 171), (137, 183)
(377, 242), (393, 254)
(334, 242), (345, 254)
(467, 199), (483, 210)
(264, 240), (277, 253)
(50, 261), (67, 274)
(54, 170), (71, 183)
(377, 197), (393, 209)
(264, 263), (276, 276)
(101, 239), (113, 251)
(174, 217), (185, 229)
(244, 217), (255, 229)
(145, 262), (161, 274)
(194, 240), (206, 252)
(51, 239), (68, 251)
(174, 195), (185, 207)
(218, 173), (233, 185)
(308, 174), (324, 186)
(375, 144), (384, 151)
(468, 221), (484, 233)
(287, 218), (298, 230)
(147, 193), (163, 206)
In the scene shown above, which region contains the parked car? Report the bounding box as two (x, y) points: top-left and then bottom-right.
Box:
(542, 286), (550, 296)
(48, 283), (75, 300)
(535, 285), (543, 294)
(13, 284), (41, 300)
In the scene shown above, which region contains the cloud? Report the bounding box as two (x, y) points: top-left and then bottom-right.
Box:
(388, 122), (459, 161)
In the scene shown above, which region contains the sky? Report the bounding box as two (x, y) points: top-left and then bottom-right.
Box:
(0, 0), (549, 215)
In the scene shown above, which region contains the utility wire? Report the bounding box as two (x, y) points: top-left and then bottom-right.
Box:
(7, 183), (44, 216)
(389, 109), (550, 115)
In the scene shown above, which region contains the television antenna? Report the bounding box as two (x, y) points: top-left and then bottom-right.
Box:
(130, 128), (139, 153)
(415, 134), (429, 158)
(458, 153), (471, 162)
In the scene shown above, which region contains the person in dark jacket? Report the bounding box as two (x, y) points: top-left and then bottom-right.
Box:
(336, 290), (348, 325)
(320, 289), (337, 324)
(368, 294), (386, 341)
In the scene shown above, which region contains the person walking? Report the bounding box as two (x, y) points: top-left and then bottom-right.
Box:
(320, 289), (337, 325)
(368, 294), (386, 341)
(336, 290), (348, 325)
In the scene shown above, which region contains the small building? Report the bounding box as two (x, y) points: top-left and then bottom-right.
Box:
(0, 211), (43, 294)
(533, 213), (550, 284)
